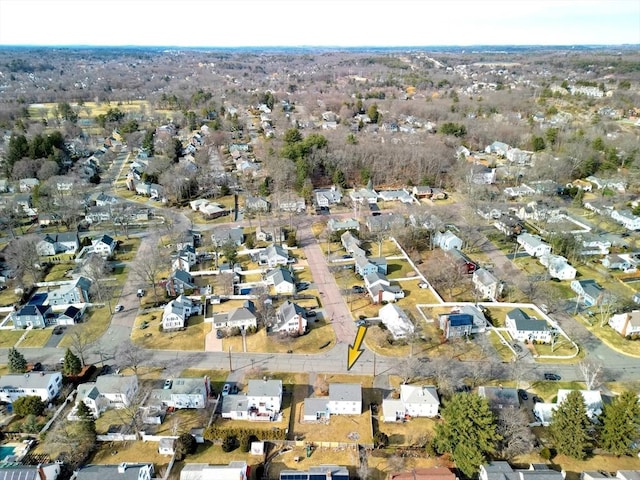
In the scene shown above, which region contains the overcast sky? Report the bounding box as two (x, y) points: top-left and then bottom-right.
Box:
(1, 0), (638, 47)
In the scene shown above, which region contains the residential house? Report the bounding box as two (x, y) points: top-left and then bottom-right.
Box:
(265, 267), (296, 295)
(608, 311), (640, 337)
(378, 189), (414, 204)
(19, 177), (40, 192)
(38, 212), (62, 227)
(166, 269), (197, 296)
(149, 377), (209, 409)
(355, 256), (387, 277)
(90, 234), (117, 258)
(470, 166), (497, 185)
(15, 193), (37, 217)
(12, 304), (53, 328)
(211, 227), (244, 247)
(579, 234), (611, 256)
(327, 218), (359, 232)
(350, 188), (378, 204)
(446, 249), (477, 274)
(302, 383), (362, 421)
(179, 462), (248, 480)
(434, 230), (462, 251)
(504, 184), (535, 198)
(555, 389), (603, 421)
(315, 187), (343, 207)
(244, 195), (270, 213)
(280, 466), (349, 480)
(480, 462), (565, 480)
(85, 205), (112, 224)
(439, 311), (473, 339)
(365, 272), (404, 303)
(69, 374), (139, 419)
(472, 268), (503, 300)
(258, 245), (289, 267)
(477, 206), (504, 220)
(36, 232), (80, 256)
(585, 176), (626, 192)
(246, 379), (283, 420)
(583, 199), (615, 216)
(494, 214), (524, 237)
(48, 276), (92, 305)
(213, 302), (258, 331)
(571, 279), (611, 306)
(602, 254), (634, 272)
(172, 245), (197, 272)
(75, 463), (153, 480)
(341, 231), (365, 257)
(0, 372), (63, 403)
(158, 438), (176, 456)
(478, 386), (520, 410)
(57, 305), (83, 325)
(195, 201), (228, 219)
(382, 385), (440, 422)
(379, 304), (414, 340)
(365, 214), (406, 233)
(485, 141), (510, 156)
(162, 295), (197, 331)
(505, 308), (553, 343)
(255, 226), (277, 242)
(611, 210), (640, 231)
(517, 233), (551, 257)
(272, 300), (306, 335)
(516, 201), (561, 222)
(94, 192), (119, 207)
(506, 148), (533, 165)
(388, 467), (455, 480)
(0, 464), (61, 480)
(278, 193), (306, 213)
(539, 254), (577, 280)
(568, 179), (593, 192)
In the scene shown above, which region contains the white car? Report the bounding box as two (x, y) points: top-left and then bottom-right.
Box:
(418, 282), (429, 289)
(115, 304), (124, 312)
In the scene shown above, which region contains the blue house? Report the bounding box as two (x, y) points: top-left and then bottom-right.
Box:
(13, 304), (53, 329)
(439, 313), (473, 339)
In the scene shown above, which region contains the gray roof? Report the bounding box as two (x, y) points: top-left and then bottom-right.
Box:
(0, 372), (61, 390)
(481, 462), (564, 480)
(95, 374), (137, 393)
(0, 464), (60, 480)
(507, 309), (549, 332)
(478, 386), (520, 409)
(274, 300), (305, 328)
(247, 379), (282, 397)
(151, 377), (205, 401)
(329, 383), (362, 403)
(221, 394), (247, 415)
(266, 267), (294, 286)
(303, 397), (330, 416)
(228, 307), (257, 323)
(75, 463), (153, 480)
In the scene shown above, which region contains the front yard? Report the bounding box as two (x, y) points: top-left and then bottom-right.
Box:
(131, 312), (207, 350)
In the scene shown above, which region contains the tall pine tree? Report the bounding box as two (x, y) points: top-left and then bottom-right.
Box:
(550, 390), (592, 460)
(599, 391), (640, 456)
(8, 347), (27, 373)
(63, 348), (82, 376)
(435, 393), (500, 477)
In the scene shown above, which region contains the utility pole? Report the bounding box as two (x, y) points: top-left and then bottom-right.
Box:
(228, 346), (233, 372)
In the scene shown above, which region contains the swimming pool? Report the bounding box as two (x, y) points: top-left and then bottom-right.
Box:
(0, 445), (17, 461)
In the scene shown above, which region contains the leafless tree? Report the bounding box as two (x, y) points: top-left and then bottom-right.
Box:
(67, 324), (94, 367)
(578, 358), (603, 390)
(397, 356), (427, 385)
(496, 408), (536, 459)
(118, 340), (149, 375)
(83, 255), (116, 313)
(131, 243), (169, 304)
(5, 235), (42, 286)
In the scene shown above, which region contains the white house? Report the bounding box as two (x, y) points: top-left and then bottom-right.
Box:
(505, 308), (553, 343)
(434, 230), (463, 251)
(517, 233), (552, 257)
(539, 254), (577, 280)
(76, 463), (153, 480)
(69, 374), (139, 419)
(608, 311), (640, 337)
(571, 279), (610, 307)
(179, 462), (248, 480)
(149, 377), (209, 410)
(212, 302), (258, 331)
(264, 267), (296, 295)
(378, 304), (414, 340)
(315, 187), (343, 207)
(90, 234), (117, 258)
(162, 295), (196, 331)
(246, 379), (283, 420)
(504, 184), (535, 198)
(257, 245), (289, 267)
(36, 232), (80, 256)
(0, 372), (63, 404)
(302, 383), (362, 422)
(382, 385), (439, 422)
(472, 268), (503, 300)
(272, 300), (307, 336)
(611, 210), (640, 231)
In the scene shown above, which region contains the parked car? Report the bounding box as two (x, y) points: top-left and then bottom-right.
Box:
(306, 310), (317, 318)
(355, 319), (369, 327)
(352, 286), (365, 294)
(115, 304), (124, 312)
(222, 383), (231, 396)
(137, 289), (146, 297)
(418, 282), (429, 289)
(342, 254), (352, 259)
(296, 282), (309, 291)
(163, 379), (172, 389)
(544, 373), (561, 381)
(216, 329), (224, 339)
(231, 384), (238, 394)
(518, 389), (528, 400)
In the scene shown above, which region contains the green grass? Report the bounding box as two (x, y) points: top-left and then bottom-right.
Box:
(0, 330), (25, 348)
(57, 306), (113, 348)
(132, 313), (207, 350)
(18, 328), (52, 347)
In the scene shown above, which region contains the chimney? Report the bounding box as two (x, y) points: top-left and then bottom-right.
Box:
(37, 465), (46, 480)
(622, 313), (631, 337)
(118, 463), (127, 474)
(326, 470), (332, 480)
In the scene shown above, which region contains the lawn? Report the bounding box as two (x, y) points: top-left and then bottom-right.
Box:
(385, 259), (414, 280)
(378, 416), (438, 446)
(131, 313), (207, 350)
(268, 446), (360, 480)
(0, 287), (21, 307)
(487, 330), (515, 362)
(87, 441), (172, 478)
(57, 305), (113, 347)
(44, 263), (75, 282)
(18, 328), (52, 347)
(0, 330), (25, 348)
(527, 380), (586, 403)
(578, 319), (640, 357)
(222, 320), (336, 354)
(116, 237), (142, 262)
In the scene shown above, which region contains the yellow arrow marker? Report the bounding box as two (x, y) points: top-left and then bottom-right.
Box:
(347, 325), (368, 371)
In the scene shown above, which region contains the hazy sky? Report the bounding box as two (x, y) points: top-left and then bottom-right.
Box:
(1, 0), (638, 47)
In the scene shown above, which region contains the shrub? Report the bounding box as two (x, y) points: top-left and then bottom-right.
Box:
(540, 446), (552, 460)
(221, 433), (236, 452)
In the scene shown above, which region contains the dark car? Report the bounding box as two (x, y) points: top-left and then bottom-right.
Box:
(352, 286), (365, 294)
(544, 373), (561, 381)
(518, 389), (528, 400)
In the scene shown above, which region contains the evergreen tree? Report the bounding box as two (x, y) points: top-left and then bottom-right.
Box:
(13, 396), (45, 417)
(599, 391), (640, 456)
(435, 393), (500, 478)
(63, 348), (82, 376)
(550, 390), (592, 460)
(8, 347), (27, 373)
(76, 402), (97, 434)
